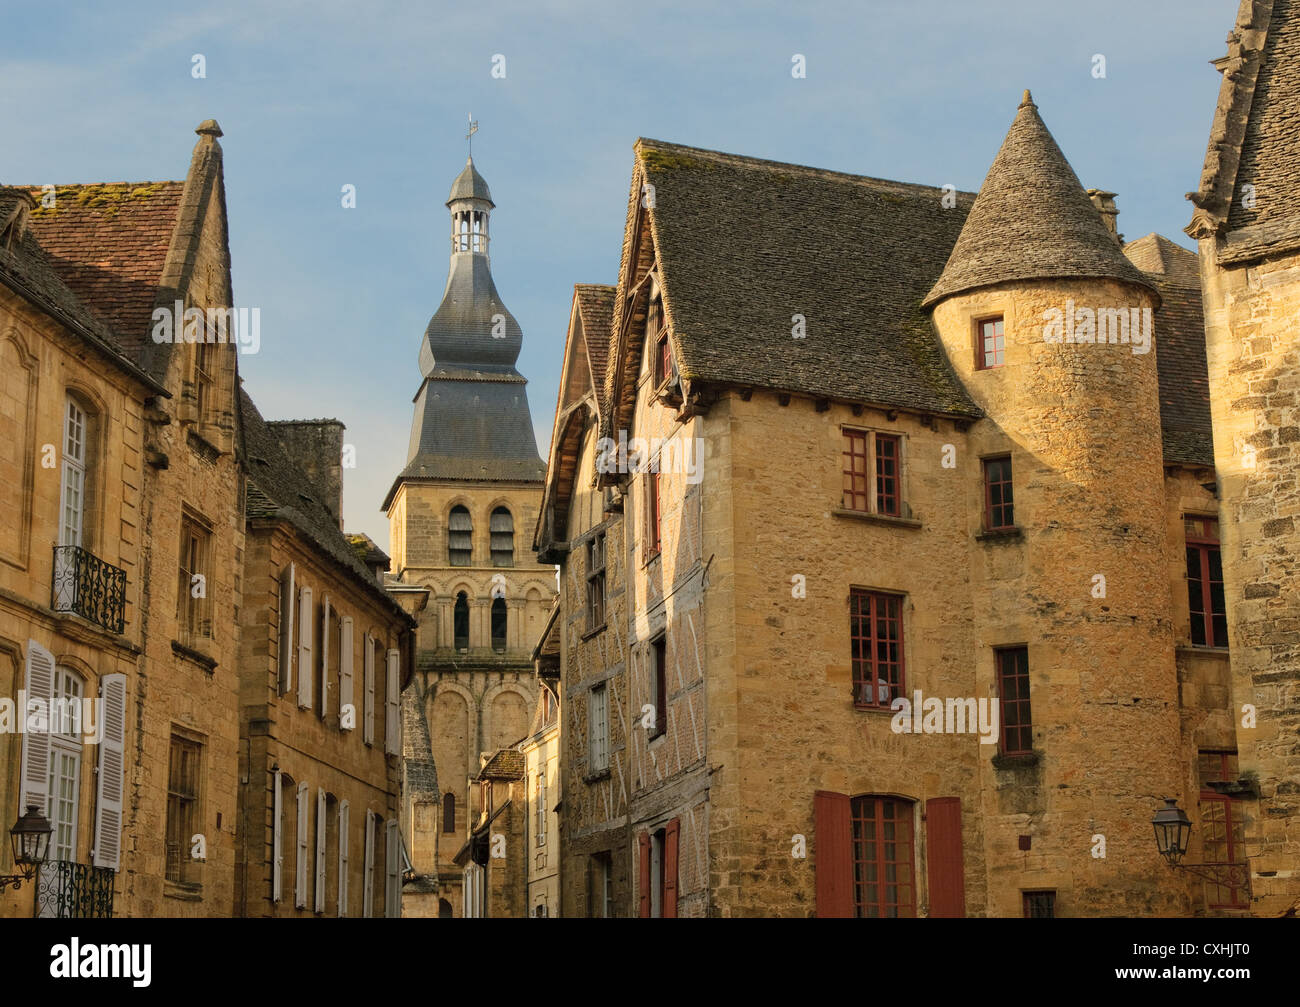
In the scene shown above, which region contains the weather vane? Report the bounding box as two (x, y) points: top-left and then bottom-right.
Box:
(466, 114), (478, 158)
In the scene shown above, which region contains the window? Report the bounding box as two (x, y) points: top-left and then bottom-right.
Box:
(454, 592), (470, 651)
(649, 293), (670, 388)
(177, 513), (213, 643)
(449, 506), (472, 566)
(850, 796), (915, 917)
(983, 455), (1014, 531)
(849, 590), (904, 709)
(842, 429), (906, 516)
(1198, 751), (1246, 909)
(1023, 891), (1056, 918)
(650, 828), (665, 917)
(535, 770), (547, 846)
(589, 852), (614, 918)
(586, 531), (607, 632)
(589, 683), (609, 772)
(490, 507), (515, 567)
(1186, 517), (1227, 648)
(491, 597), (507, 653)
(976, 316), (1005, 369)
(46, 667), (84, 862)
(646, 472), (662, 558)
(842, 429), (870, 512)
(166, 734), (202, 886)
(58, 395), (88, 547)
(875, 434), (901, 516)
(996, 646), (1032, 755)
(650, 637), (667, 740)
(443, 793), (456, 834)
(194, 341), (216, 424)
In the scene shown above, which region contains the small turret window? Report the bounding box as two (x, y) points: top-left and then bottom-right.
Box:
(976, 316), (1005, 370)
(449, 506), (472, 566)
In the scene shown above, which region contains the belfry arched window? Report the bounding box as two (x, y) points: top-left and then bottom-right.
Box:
(491, 598), (507, 653)
(454, 592), (470, 651)
(449, 506), (472, 566)
(490, 507), (514, 567)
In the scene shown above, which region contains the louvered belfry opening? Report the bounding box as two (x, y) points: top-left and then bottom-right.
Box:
(449, 506), (472, 566)
(490, 507), (514, 567)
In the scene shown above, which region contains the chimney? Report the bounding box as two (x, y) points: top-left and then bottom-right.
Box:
(1087, 189), (1123, 244)
(267, 419), (346, 528)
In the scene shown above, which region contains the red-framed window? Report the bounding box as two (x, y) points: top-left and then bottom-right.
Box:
(983, 455), (1014, 530)
(842, 430), (870, 512)
(647, 471), (662, 559)
(849, 590), (904, 709)
(976, 316), (1005, 369)
(875, 434), (901, 516)
(1023, 891), (1056, 918)
(850, 796), (915, 918)
(996, 646), (1032, 755)
(1185, 516), (1227, 648)
(1198, 751), (1247, 910)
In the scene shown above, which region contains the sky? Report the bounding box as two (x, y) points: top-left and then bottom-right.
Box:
(1, 0), (1233, 552)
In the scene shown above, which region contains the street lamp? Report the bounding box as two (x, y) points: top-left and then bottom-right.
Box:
(1151, 797), (1249, 892)
(3, 804), (53, 890)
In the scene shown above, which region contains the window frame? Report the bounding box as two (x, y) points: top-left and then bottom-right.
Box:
(650, 636), (667, 741)
(490, 507), (515, 568)
(1185, 516), (1227, 649)
(849, 589), (905, 711)
(58, 395), (89, 548)
(646, 471), (662, 560)
(1197, 750), (1247, 910)
(995, 645), (1032, 756)
(165, 733), (203, 887)
(589, 682), (609, 772)
(177, 511), (214, 644)
(586, 531), (607, 633)
(1022, 890), (1056, 918)
(849, 795), (916, 918)
(975, 315), (1005, 370)
(448, 506), (473, 567)
(982, 454), (1015, 531)
(841, 426), (907, 518)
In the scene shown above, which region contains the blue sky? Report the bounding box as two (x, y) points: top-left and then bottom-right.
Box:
(2, 0), (1231, 551)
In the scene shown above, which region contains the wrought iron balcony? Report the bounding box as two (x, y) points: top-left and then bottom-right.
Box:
(35, 859), (116, 919)
(52, 545), (126, 634)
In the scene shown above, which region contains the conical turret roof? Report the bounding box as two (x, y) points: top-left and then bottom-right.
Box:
(923, 91), (1155, 307)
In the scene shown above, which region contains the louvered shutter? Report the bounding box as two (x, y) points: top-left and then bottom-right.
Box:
(295, 781), (309, 908)
(319, 595), (331, 718)
(637, 832), (651, 918)
(278, 563), (295, 694)
(384, 818), (401, 917)
(363, 809), (375, 917)
(385, 649), (400, 755)
(272, 769), (283, 902)
(340, 617), (354, 731)
(815, 790), (854, 918)
(297, 585), (313, 708)
(926, 797), (966, 918)
(314, 787), (327, 912)
(663, 818), (680, 918)
(338, 800), (350, 917)
(363, 633), (375, 745)
(91, 672), (127, 869)
(19, 640), (56, 815)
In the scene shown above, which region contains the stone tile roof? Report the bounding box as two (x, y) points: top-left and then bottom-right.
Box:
(402, 688), (439, 800)
(627, 138), (982, 418)
(346, 532), (391, 569)
(476, 747), (524, 781)
(925, 92), (1157, 309)
(21, 181), (186, 350)
(574, 283), (615, 394)
(1123, 234), (1214, 467)
(447, 157), (494, 206)
(241, 388), (414, 624)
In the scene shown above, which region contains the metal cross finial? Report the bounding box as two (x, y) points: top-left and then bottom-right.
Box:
(466, 114), (478, 158)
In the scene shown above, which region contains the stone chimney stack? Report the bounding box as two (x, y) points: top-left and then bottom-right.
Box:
(1086, 189), (1122, 244)
(268, 419), (345, 528)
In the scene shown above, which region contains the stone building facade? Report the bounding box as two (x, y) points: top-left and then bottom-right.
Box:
(386, 157), (557, 917)
(1186, 0), (1300, 918)
(538, 94), (1243, 916)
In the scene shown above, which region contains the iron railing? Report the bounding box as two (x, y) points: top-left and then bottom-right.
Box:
(34, 859), (115, 919)
(52, 545), (126, 634)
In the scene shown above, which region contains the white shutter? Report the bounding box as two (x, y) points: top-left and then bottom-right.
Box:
(385, 649), (400, 755)
(320, 595), (331, 718)
(337, 800), (350, 917)
(19, 640), (55, 815)
(278, 562), (295, 694)
(340, 618), (354, 732)
(297, 586), (313, 708)
(295, 781), (309, 908)
(91, 672), (127, 870)
(271, 769), (283, 903)
(384, 818), (401, 918)
(363, 634), (375, 745)
(314, 787), (326, 912)
(363, 809), (375, 917)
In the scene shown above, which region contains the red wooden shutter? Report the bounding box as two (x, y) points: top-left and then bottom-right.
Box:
(638, 832), (651, 918)
(663, 818), (680, 918)
(815, 790), (853, 918)
(926, 797), (966, 918)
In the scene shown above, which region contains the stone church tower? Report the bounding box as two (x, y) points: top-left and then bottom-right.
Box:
(384, 156), (556, 917)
